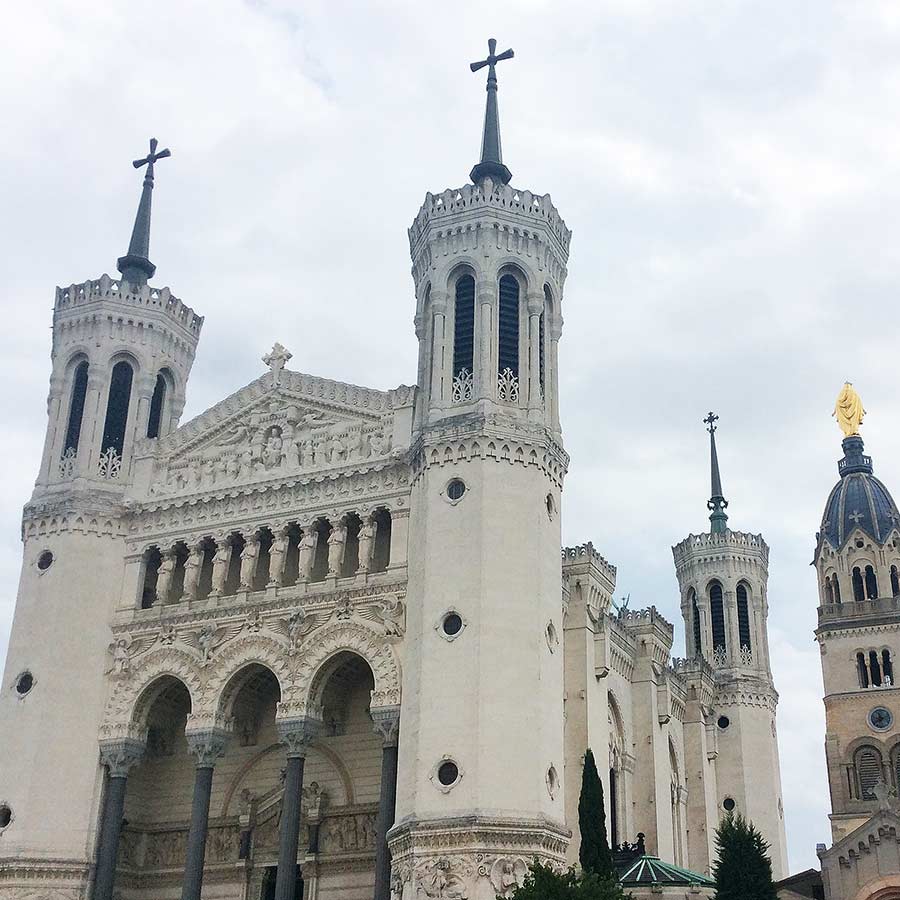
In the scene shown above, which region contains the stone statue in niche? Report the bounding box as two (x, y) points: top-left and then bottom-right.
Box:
(211, 542), (231, 596)
(357, 520), (376, 573)
(181, 546), (203, 601)
(155, 552), (176, 604)
(298, 530), (318, 581)
(417, 857), (469, 899)
(239, 538), (259, 590)
(105, 634), (156, 675)
(268, 530), (288, 585)
(490, 858), (527, 898)
(262, 426), (284, 469)
(327, 524), (347, 576)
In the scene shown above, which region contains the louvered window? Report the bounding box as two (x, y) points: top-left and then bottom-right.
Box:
(453, 275), (475, 379)
(853, 567), (865, 601)
(101, 361), (134, 457)
(883, 650), (894, 684)
(736, 584), (752, 651)
(147, 372), (167, 439)
(869, 650), (883, 687)
(892, 566), (900, 596)
(498, 275), (520, 378)
(855, 746), (883, 800)
(64, 361), (89, 454)
(893, 747), (900, 791)
(692, 592), (702, 657)
(857, 652), (870, 688)
(710, 582), (726, 652)
(865, 565), (879, 599)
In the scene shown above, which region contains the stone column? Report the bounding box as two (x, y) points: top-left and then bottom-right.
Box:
(83, 365), (108, 476)
(298, 527), (318, 583)
(210, 537), (230, 597)
(156, 548), (176, 605)
(429, 292), (448, 408)
(93, 738), (145, 900)
(39, 373), (65, 486)
(476, 280), (496, 401)
(274, 717), (321, 900)
(181, 543), (203, 602)
(132, 373), (157, 451)
(526, 292), (543, 409)
(269, 525), (289, 587)
(326, 520), (347, 577)
(371, 706), (400, 900)
(357, 517), (375, 574)
(181, 728), (228, 900)
(239, 534), (260, 591)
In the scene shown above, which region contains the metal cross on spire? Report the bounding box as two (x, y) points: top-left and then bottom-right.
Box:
(469, 38), (515, 186)
(703, 412), (729, 534)
(117, 138), (172, 288)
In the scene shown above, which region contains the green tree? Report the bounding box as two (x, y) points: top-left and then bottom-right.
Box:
(505, 861), (625, 900)
(578, 748), (614, 878)
(713, 813), (777, 900)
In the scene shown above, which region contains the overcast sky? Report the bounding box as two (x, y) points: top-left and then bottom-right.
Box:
(6, 0), (900, 875)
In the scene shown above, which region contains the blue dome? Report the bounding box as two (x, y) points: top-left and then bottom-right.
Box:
(821, 436), (900, 548)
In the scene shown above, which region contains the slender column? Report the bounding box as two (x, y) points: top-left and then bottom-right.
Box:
(182, 543), (203, 602)
(429, 293), (448, 408)
(181, 729), (228, 900)
(39, 373), (65, 485)
(210, 537), (230, 597)
(526, 292), (543, 409)
(298, 526), (318, 583)
(93, 738), (145, 900)
(82, 366), (107, 476)
(269, 525), (289, 587)
(239, 534), (260, 591)
(477, 280), (496, 400)
(131, 373), (156, 453)
(274, 717), (321, 900)
(156, 548), (176, 605)
(327, 519), (347, 577)
(357, 516), (375, 574)
(548, 319), (562, 431)
(371, 707), (400, 900)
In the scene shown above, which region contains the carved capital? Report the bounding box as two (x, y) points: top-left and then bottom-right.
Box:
(276, 716), (322, 758)
(370, 705), (401, 747)
(185, 727), (229, 768)
(99, 737), (146, 778)
(526, 292), (544, 317)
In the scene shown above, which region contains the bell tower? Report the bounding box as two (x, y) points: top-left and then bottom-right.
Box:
(0, 141), (202, 892)
(672, 414), (788, 879)
(393, 40), (572, 895)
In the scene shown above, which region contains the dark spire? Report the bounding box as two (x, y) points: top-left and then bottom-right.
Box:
(704, 412), (729, 534)
(117, 138), (171, 287)
(469, 38), (514, 186)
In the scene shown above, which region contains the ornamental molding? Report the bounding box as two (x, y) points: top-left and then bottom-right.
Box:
(22, 500), (127, 542)
(714, 686), (779, 711)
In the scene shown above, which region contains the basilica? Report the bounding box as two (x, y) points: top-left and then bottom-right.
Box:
(4, 39), (894, 900)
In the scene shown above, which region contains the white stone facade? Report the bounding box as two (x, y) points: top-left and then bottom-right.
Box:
(0, 162), (788, 899)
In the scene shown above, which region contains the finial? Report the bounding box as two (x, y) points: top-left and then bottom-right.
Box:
(117, 138), (172, 287)
(263, 342), (292, 385)
(833, 382), (866, 438)
(703, 412), (729, 534)
(469, 38), (514, 186)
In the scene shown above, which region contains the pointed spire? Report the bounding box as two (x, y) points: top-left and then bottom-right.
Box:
(704, 412), (729, 534)
(469, 38), (514, 186)
(117, 138), (171, 287)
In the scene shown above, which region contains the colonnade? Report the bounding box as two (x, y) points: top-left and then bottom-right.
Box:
(92, 708), (400, 900)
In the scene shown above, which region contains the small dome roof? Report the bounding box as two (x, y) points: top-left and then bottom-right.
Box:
(616, 855), (714, 887)
(821, 436), (900, 549)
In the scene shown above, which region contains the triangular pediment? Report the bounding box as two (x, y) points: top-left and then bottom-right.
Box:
(145, 370), (414, 497)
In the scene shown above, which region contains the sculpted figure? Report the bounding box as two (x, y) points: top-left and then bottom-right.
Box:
(262, 427), (284, 468)
(369, 432), (385, 457)
(327, 524), (347, 576)
(345, 427), (362, 460)
(155, 552), (176, 604)
(181, 546), (202, 601)
(298, 529), (319, 581)
(313, 433), (329, 467)
(357, 520), (376, 573)
(211, 541), (231, 596)
(378, 595), (405, 636)
(268, 530), (288, 585)
(834, 382), (866, 437)
(330, 431), (347, 464)
(239, 539), (259, 590)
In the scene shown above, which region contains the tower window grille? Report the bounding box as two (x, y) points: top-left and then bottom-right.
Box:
(883, 649), (894, 685)
(736, 583), (752, 653)
(64, 361), (89, 455)
(147, 372), (167, 439)
(452, 275), (475, 399)
(865, 565), (879, 599)
(853, 567), (865, 602)
(857, 651), (870, 688)
(709, 582), (726, 654)
(691, 590), (702, 657)
(100, 360), (134, 459)
(892, 565), (900, 597)
(497, 274), (520, 390)
(854, 746), (884, 800)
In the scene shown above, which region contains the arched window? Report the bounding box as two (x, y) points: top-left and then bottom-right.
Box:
(869, 650), (883, 687)
(883, 649), (894, 685)
(892, 745), (900, 791)
(824, 577), (833, 605)
(853, 567), (865, 602)
(609, 767), (618, 846)
(64, 360), (89, 454)
(736, 583), (752, 652)
(857, 652), (870, 688)
(832, 574), (842, 604)
(710, 582), (726, 653)
(891, 566), (899, 597)
(146, 372), (167, 439)
(865, 565), (879, 600)
(497, 274), (520, 394)
(854, 745), (884, 800)
(691, 590), (702, 657)
(452, 275), (475, 394)
(101, 360), (134, 458)
(540, 284), (552, 397)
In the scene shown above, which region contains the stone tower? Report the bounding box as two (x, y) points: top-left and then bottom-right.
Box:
(814, 392), (900, 845)
(672, 413), (788, 879)
(391, 39), (572, 888)
(0, 141), (202, 891)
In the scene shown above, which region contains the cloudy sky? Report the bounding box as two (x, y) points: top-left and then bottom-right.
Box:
(5, 0), (900, 875)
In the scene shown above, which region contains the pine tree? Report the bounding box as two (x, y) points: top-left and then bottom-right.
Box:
(712, 813), (777, 900)
(578, 748), (614, 878)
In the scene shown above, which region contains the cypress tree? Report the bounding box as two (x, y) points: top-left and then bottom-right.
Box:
(712, 813), (777, 900)
(578, 748), (614, 877)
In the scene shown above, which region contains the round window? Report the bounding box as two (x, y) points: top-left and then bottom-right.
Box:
(14, 672), (33, 697)
(723, 797), (736, 812)
(437, 760), (459, 786)
(442, 613), (463, 637)
(869, 706), (894, 731)
(446, 479), (466, 502)
(37, 551), (53, 571)
(717, 716), (730, 730)
(0, 805), (11, 828)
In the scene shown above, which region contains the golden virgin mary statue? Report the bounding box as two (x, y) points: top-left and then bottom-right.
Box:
(833, 382), (866, 437)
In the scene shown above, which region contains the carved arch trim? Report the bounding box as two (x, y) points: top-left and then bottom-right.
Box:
(206, 634), (292, 719)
